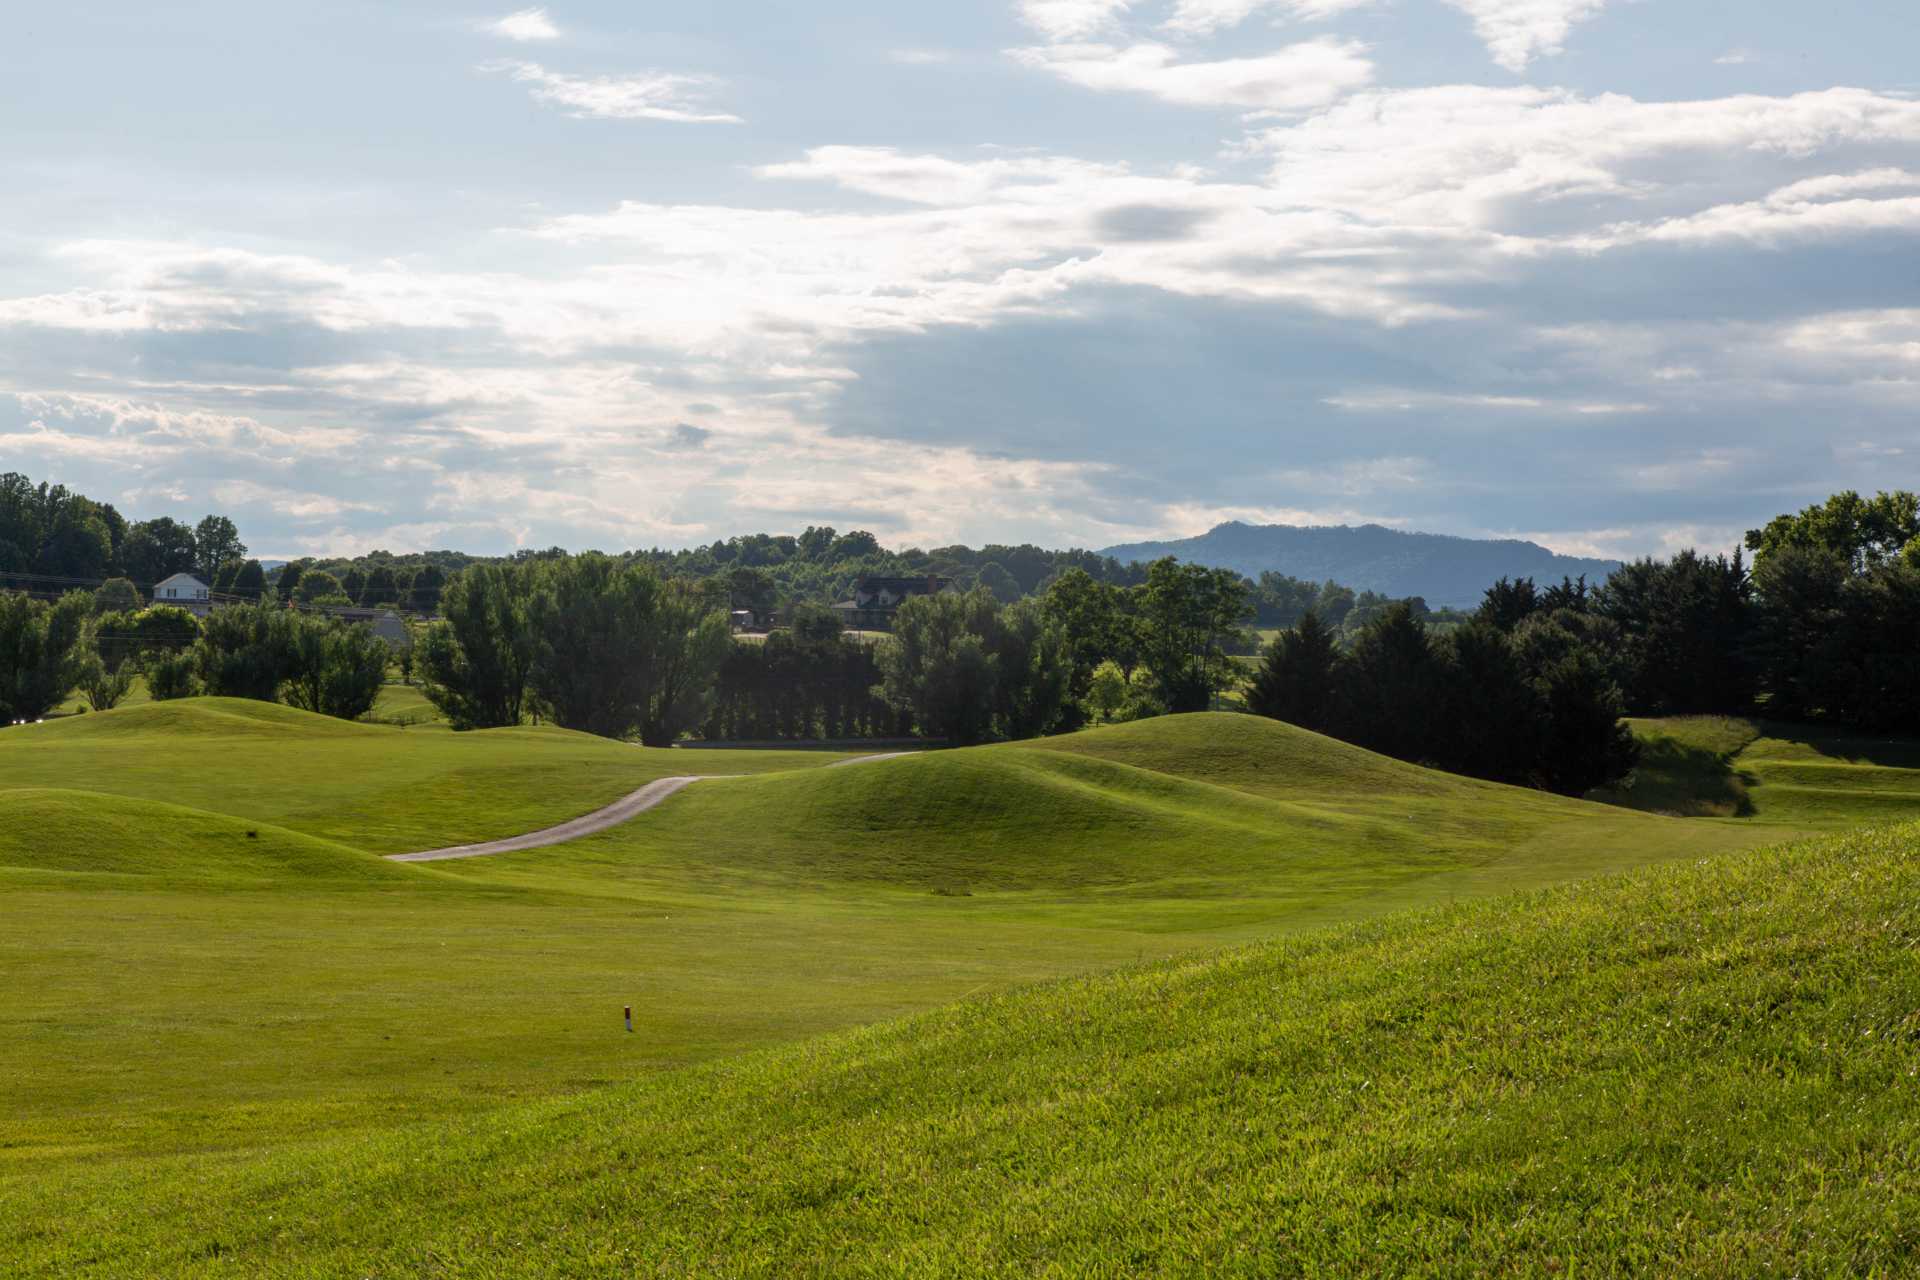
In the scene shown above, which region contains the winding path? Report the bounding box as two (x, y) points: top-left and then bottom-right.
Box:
(385, 752), (912, 863)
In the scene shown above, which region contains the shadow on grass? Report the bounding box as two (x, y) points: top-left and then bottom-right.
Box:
(1593, 735), (1756, 818)
(1749, 720), (1920, 770)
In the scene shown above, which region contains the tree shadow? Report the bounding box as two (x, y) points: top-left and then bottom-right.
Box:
(1592, 735), (1755, 818)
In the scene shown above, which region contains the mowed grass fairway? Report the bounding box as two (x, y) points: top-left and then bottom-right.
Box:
(11, 824), (1917, 1276)
(4, 700), (1911, 1273)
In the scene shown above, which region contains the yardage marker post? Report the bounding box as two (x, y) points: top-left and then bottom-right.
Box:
(624, 1005), (633, 1033)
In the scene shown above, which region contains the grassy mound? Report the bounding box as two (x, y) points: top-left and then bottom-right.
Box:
(500, 714), (1759, 916)
(0, 789), (411, 882)
(1019, 710), (1460, 799)
(0, 696), (858, 854)
(18, 696), (389, 740)
(14, 823), (1915, 1276)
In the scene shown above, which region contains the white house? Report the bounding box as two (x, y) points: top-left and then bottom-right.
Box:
(152, 572), (212, 616)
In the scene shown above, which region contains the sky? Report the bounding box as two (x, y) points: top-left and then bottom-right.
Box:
(3, 1), (1918, 561)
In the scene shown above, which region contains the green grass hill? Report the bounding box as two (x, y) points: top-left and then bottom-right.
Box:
(12, 821), (1914, 1276)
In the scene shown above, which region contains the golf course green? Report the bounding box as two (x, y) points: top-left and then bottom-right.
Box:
(3, 698), (1915, 1274)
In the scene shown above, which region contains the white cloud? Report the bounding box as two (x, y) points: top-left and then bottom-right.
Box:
(1715, 49), (1754, 67)
(1161, 0), (1376, 36)
(889, 49), (952, 65)
(1255, 87), (1920, 236)
(482, 60), (743, 124)
(1017, 0), (1133, 40)
(1442, 0), (1609, 72)
(486, 7), (560, 41)
(1010, 37), (1372, 111)
(1617, 169), (1920, 246)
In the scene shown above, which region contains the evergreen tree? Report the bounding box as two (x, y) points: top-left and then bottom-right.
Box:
(1336, 603), (1441, 762)
(1245, 609), (1339, 733)
(232, 560), (269, 601)
(1475, 577), (1540, 632)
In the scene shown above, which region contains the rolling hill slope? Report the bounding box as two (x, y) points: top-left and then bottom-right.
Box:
(1, 707), (1776, 1171)
(12, 821), (1914, 1276)
(0, 697), (855, 853)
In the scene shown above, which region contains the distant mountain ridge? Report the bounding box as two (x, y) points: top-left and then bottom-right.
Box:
(1099, 522), (1622, 609)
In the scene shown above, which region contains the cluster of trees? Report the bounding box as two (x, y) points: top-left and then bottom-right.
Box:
(0, 472), (251, 592)
(414, 556), (730, 744)
(274, 558), (448, 613)
(1243, 489), (1920, 792)
(866, 560), (1260, 744)
(1470, 491), (1920, 732)
(701, 608), (901, 740)
(1249, 570), (1465, 634)
(1247, 603), (1637, 795)
(0, 587), (395, 723)
(634, 527), (1147, 614)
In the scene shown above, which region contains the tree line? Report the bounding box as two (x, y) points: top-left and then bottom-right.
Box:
(0, 587), (395, 724)
(1242, 489), (1920, 793)
(1, 472), (249, 593)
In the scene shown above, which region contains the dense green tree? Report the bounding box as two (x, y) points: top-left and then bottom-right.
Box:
(1746, 490), (1920, 572)
(976, 561), (1021, 604)
(212, 559), (244, 595)
(1475, 577), (1541, 633)
(1137, 558), (1252, 713)
(120, 517), (200, 586)
(93, 605), (201, 673)
(1836, 560), (1920, 732)
(0, 590), (90, 721)
(1337, 603), (1442, 763)
(92, 577), (142, 615)
(283, 616), (390, 720)
(36, 506), (114, 581)
(145, 651), (199, 701)
(418, 564), (538, 730)
(232, 560), (268, 601)
(73, 638), (134, 712)
(1529, 647), (1640, 796)
(878, 588), (1004, 745)
(1245, 609), (1339, 733)
(193, 602), (298, 701)
(1746, 546), (1850, 722)
(1434, 622), (1545, 784)
(637, 579), (732, 747)
(1595, 550), (1754, 716)
(527, 554), (662, 739)
(361, 564), (400, 607)
(408, 564), (447, 613)
(295, 571), (350, 606)
(987, 599), (1072, 740)
(341, 566), (368, 606)
(277, 561), (309, 603)
(1040, 568), (1132, 716)
(192, 516), (247, 581)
